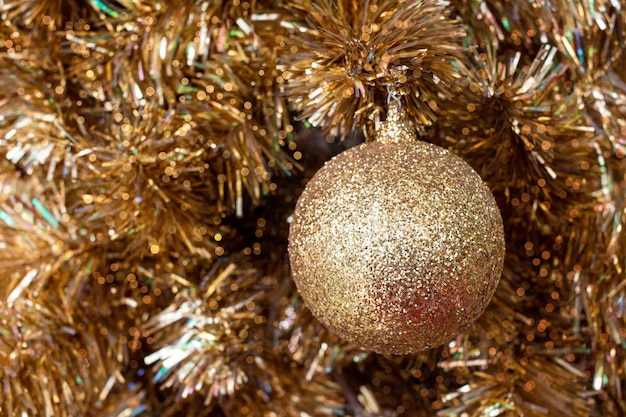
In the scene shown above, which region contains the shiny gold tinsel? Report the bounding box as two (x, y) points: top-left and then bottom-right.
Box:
(453, 0), (552, 52)
(143, 262), (274, 405)
(0, 297), (119, 416)
(280, 0), (465, 137)
(438, 43), (601, 232)
(549, 0), (624, 81)
(289, 114), (505, 354)
(433, 13), (624, 415)
(67, 100), (225, 261)
(1, 0), (626, 416)
(64, 1), (298, 215)
(1, 24), (145, 417)
(0, 65), (101, 301)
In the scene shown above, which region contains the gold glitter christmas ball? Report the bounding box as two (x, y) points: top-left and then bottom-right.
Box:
(288, 140), (505, 355)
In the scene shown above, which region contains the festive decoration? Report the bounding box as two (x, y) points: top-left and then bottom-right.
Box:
(1, 0), (626, 415)
(281, 0), (465, 138)
(288, 109), (505, 354)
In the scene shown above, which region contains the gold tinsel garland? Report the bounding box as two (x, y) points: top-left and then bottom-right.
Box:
(0, 0), (625, 416)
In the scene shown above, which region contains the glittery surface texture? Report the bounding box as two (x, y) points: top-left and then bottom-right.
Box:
(289, 141), (505, 354)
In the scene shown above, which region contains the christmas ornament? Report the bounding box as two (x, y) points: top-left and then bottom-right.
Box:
(288, 108), (505, 355)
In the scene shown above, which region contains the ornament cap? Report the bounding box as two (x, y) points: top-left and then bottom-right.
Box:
(376, 103), (418, 144)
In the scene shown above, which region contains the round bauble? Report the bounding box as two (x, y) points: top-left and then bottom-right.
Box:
(288, 140), (505, 355)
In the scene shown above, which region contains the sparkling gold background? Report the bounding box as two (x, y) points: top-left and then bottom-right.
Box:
(1, 0), (625, 415)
